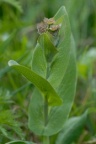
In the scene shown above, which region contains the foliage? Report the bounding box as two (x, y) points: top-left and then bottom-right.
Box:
(56, 111), (88, 144)
(8, 6), (77, 143)
(0, 0), (22, 13)
(0, 0), (96, 143)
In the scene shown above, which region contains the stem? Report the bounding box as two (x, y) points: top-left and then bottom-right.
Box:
(43, 95), (50, 144)
(43, 136), (50, 144)
(44, 95), (48, 125)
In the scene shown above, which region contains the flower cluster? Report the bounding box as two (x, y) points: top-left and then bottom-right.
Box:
(37, 17), (61, 35)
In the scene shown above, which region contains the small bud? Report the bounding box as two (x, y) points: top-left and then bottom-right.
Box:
(43, 17), (55, 25)
(37, 22), (48, 34)
(49, 24), (61, 31)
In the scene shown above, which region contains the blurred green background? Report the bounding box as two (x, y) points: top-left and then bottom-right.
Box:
(0, 0), (96, 143)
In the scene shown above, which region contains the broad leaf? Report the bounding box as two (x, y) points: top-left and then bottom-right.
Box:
(32, 33), (58, 78)
(56, 111), (88, 144)
(8, 6), (76, 136)
(48, 6), (71, 89)
(31, 43), (47, 78)
(28, 89), (44, 135)
(6, 140), (35, 144)
(38, 33), (58, 62)
(42, 42), (76, 135)
(28, 6), (76, 136)
(8, 60), (62, 106)
(28, 44), (76, 136)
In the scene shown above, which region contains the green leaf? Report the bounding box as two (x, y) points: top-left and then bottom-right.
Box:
(32, 33), (58, 79)
(0, 0), (23, 13)
(28, 89), (44, 135)
(38, 37), (76, 136)
(6, 140), (35, 144)
(0, 126), (14, 140)
(8, 60), (62, 106)
(48, 6), (71, 90)
(28, 6), (76, 136)
(8, 6), (76, 136)
(31, 43), (47, 78)
(56, 111), (88, 144)
(38, 33), (58, 61)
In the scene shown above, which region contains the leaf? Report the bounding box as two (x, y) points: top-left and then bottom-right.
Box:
(78, 47), (96, 78)
(31, 33), (58, 78)
(31, 43), (47, 78)
(1, 0), (23, 13)
(6, 140), (35, 144)
(38, 33), (58, 61)
(28, 6), (76, 136)
(56, 111), (88, 144)
(8, 60), (62, 106)
(48, 6), (71, 90)
(8, 6), (76, 136)
(28, 89), (44, 135)
(39, 37), (76, 136)
(0, 126), (14, 140)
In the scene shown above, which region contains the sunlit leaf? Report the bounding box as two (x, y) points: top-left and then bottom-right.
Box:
(8, 60), (62, 106)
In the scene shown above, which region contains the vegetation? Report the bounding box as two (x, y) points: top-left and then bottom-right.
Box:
(0, 0), (96, 144)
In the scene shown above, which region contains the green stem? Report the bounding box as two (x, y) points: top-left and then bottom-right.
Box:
(44, 95), (48, 125)
(43, 95), (50, 144)
(43, 136), (50, 144)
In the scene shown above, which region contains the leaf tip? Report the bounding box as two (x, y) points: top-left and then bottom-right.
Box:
(60, 5), (66, 10)
(8, 60), (18, 67)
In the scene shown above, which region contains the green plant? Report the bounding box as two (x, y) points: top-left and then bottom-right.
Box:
(6, 6), (87, 144)
(0, 0), (23, 13)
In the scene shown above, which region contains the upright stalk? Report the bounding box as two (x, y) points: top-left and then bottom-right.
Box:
(44, 95), (48, 125)
(43, 95), (50, 144)
(43, 136), (50, 144)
